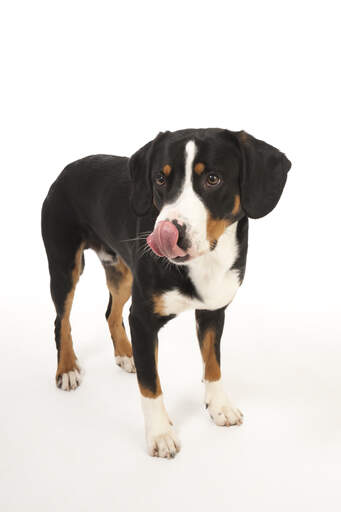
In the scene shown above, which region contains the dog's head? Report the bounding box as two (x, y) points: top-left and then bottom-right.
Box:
(129, 128), (291, 264)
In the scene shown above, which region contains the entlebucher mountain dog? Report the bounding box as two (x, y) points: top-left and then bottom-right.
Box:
(42, 128), (291, 458)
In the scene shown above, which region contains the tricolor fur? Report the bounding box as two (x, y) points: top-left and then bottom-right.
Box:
(42, 128), (291, 458)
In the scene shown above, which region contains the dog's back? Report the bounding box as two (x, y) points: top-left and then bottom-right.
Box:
(42, 154), (138, 265)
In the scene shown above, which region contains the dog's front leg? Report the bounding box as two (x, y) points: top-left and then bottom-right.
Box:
(129, 301), (180, 458)
(195, 307), (243, 427)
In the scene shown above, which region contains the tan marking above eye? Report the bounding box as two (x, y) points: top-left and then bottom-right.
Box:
(163, 164), (172, 176)
(232, 194), (240, 216)
(194, 162), (205, 175)
(239, 131), (249, 143)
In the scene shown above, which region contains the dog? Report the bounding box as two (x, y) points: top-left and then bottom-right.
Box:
(41, 128), (291, 458)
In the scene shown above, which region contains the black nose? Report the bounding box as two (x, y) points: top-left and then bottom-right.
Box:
(171, 220), (191, 251)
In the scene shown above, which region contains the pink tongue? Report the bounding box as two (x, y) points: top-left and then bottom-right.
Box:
(147, 221), (187, 259)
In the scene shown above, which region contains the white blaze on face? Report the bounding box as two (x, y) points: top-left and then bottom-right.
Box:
(155, 140), (209, 257)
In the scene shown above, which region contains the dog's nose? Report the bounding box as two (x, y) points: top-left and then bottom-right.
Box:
(171, 220), (190, 251)
(147, 221), (187, 259)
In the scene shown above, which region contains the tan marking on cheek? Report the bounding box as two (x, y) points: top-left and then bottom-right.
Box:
(194, 162), (205, 175)
(153, 294), (166, 316)
(201, 328), (221, 381)
(206, 213), (231, 243)
(232, 194), (240, 216)
(163, 164), (172, 176)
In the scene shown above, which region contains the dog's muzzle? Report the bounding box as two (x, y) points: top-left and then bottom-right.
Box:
(147, 221), (187, 260)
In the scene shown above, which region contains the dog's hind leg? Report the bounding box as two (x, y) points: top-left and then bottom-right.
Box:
(42, 196), (85, 390)
(47, 241), (85, 390)
(100, 253), (135, 373)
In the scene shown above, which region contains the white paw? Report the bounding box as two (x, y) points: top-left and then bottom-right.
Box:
(57, 362), (82, 391)
(115, 355), (136, 373)
(146, 427), (181, 458)
(142, 395), (181, 458)
(207, 401), (243, 426)
(205, 380), (243, 427)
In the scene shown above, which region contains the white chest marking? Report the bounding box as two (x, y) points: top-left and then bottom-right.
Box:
(161, 222), (240, 314)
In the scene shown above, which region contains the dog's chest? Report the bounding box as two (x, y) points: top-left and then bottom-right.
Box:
(160, 223), (241, 315)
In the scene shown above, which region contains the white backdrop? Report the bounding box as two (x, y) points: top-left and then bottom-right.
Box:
(1, 1), (340, 511)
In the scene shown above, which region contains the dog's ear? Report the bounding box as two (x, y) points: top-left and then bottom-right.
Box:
(129, 132), (166, 216)
(236, 131), (291, 219)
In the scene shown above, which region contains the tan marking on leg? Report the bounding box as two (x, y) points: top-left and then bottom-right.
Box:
(163, 164), (172, 176)
(105, 257), (133, 358)
(139, 379), (162, 398)
(232, 194), (240, 216)
(194, 162), (205, 175)
(206, 214), (231, 244)
(153, 294), (166, 316)
(56, 243), (85, 380)
(138, 343), (161, 398)
(201, 328), (221, 381)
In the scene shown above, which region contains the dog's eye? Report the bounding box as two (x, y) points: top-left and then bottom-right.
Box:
(155, 175), (166, 186)
(206, 174), (221, 186)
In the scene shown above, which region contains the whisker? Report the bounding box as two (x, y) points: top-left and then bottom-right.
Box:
(137, 241), (158, 261)
(133, 236), (186, 273)
(121, 231), (152, 243)
(121, 236), (147, 243)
